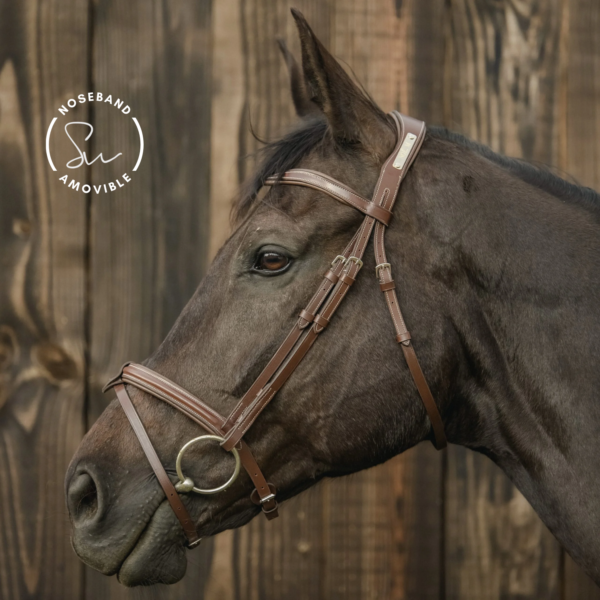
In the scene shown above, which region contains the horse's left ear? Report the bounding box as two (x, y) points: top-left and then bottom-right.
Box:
(291, 8), (395, 156)
(277, 38), (320, 119)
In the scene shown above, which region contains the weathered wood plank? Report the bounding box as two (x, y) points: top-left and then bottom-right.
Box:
(562, 0), (600, 596)
(0, 1), (90, 599)
(445, 448), (560, 600)
(85, 0), (214, 598)
(444, 0), (564, 163)
(208, 0), (245, 259)
(564, 0), (600, 192)
(443, 1), (565, 598)
(565, 554), (600, 600)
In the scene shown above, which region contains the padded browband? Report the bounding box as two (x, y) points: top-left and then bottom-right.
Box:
(104, 111), (446, 548)
(265, 169), (394, 226)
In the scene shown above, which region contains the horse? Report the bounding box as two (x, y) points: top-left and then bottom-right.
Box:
(66, 9), (600, 587)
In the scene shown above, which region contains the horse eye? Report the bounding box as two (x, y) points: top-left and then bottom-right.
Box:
(254, 251), (290, 274)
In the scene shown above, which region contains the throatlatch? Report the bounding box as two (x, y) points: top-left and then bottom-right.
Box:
(104, 111), (446, 548)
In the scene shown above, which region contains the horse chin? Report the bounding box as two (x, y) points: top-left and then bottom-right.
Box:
(116, 501), (188, 587)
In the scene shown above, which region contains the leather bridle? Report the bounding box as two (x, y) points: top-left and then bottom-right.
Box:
(103, 111), (447, 548)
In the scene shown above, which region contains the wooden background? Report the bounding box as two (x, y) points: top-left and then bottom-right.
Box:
(0, 0), (599, 598)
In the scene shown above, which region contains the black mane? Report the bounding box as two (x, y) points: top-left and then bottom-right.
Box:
(233, 118), (329, 222)
(232, 119), (600, 223)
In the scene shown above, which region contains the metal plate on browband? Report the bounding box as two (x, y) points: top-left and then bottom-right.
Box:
(393, 133), (417, 170)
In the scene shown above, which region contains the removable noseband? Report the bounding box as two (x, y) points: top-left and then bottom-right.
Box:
(103, 112), (447, 548)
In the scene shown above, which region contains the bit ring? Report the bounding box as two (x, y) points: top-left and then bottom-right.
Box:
(175, 435), (241, 495)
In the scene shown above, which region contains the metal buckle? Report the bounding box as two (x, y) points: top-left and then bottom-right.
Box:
(187, 537), (203, 549)
(331, 255), (347, 268)
(260, 492), (277, 505)
(375, 262), (391, 277)
(345, 256), (363, 271)
(174, 434), (241, 495)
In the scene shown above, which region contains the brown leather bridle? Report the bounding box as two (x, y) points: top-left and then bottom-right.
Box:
(103, 111), (447, 548)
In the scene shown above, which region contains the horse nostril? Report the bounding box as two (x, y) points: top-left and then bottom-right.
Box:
(68, 471), (99, 524)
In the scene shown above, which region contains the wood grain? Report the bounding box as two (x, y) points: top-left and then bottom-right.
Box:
(445, 448), (560, 600)
(0, 1), (89, 599)
(444, 0), (564, 162)
(208, 0), (245, 259)
(562, 0), (600, 596)
(443, 1), (566, 598)
(565, 0), (600, 192)
(85, 0), (214, 599)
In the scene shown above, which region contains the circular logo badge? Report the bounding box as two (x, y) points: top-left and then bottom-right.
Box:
(45, 92), (144, 194)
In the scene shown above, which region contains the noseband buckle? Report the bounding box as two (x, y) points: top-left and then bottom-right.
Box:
(175, 435), (241, 495)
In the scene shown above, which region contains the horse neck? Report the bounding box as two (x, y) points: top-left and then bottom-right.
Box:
(393, 137), (600, 577)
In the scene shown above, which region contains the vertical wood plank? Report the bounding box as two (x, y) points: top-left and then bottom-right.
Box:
(86, 0), (214, 598)
(446, 448), (560, 600)
(0, 1), (89, 599)
(565, 0), (600, 192)
(565, 554), (600, 600)
(443, 1), (565, 598)
(214, 2), (447, 599)
(563, 0), (600, 596)
(208, 0), (245, 258)
(444, 0), (564, 162)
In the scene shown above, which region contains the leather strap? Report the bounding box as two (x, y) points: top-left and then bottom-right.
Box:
(113, 384), (201, 547)
(400, 344), (447, 449)
(105, 364), (280, 517)
(372, 114), (447, 449)
(265, 170), (393, 226)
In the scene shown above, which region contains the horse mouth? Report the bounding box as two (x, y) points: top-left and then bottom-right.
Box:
(115, 500), (188, 586)
(114, 494), (257, 586)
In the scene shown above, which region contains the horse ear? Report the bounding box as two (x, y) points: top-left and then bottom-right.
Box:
(277, 38), (320, 119)
(291, 8), (394, 152)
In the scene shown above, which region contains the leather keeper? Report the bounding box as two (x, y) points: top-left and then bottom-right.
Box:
(299, 309), (315, 323)
(379, 280), (396, 292)
(313, 314), (330, 328)
(324, 270), (339, 284)
(102, 362), (131, 393)
(262, 503), (279, 520)
(396, 331), (412, 343)
(365, 203), (393, 226)
(339, 273), (355, 286)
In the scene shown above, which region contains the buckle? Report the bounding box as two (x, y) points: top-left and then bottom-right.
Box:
(260, 492), (277, 505)
(331, 255), (347, 268)
(375, 262), (391, 277)
(345, 256), (363, 271)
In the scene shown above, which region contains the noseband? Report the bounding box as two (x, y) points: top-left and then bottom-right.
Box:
(103, 111), (447, 548)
